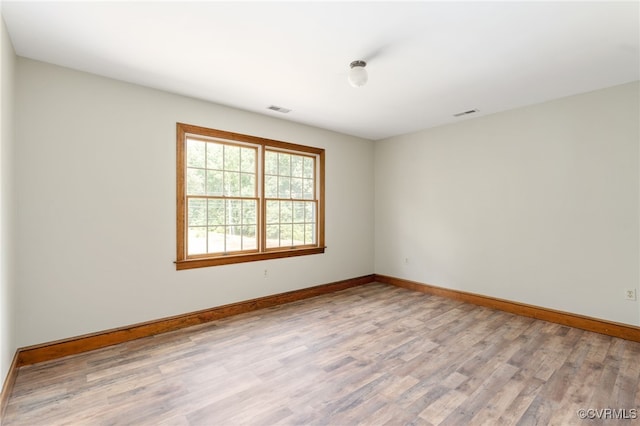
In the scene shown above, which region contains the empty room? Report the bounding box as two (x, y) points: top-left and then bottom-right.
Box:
(1, 1), (639, 425)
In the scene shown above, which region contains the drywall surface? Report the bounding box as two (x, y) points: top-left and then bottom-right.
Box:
(15, 58), (374, 347)
(0, 14), (17, 386)
(375, 81), (640, 325)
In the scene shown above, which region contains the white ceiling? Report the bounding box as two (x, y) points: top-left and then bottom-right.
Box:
(2, 1), (639, 140)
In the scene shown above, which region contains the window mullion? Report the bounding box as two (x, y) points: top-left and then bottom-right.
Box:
(259, 146), (265, 253)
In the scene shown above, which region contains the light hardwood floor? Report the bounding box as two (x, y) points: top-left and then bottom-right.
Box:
(4, 283), (640, 425)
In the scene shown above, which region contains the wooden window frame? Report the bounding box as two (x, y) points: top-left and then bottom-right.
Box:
(176, 123), (325, 270)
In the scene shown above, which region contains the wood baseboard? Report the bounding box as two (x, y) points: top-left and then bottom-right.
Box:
(0, 351), (20, 419)
(375, 274), (640, 343)
(6, 271), (639, 416)
(16, 274), (376, 367)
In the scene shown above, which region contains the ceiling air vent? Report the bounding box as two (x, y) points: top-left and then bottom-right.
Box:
(453, 109), (478, 118)
(267, 105), (291, 114)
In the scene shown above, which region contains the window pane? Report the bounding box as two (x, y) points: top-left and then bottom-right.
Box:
(225, 226), (242, 252)
(305, 224), (315, 245)
(240, 173), (255, 197)
(242, 225), (257, 250)
(303, 156), (314, 178)
(208, 199), (225, 226)
(188, 199), (207, 226)
(243, 200), (257, 224)
(188, 226), (207, 255)
(291, 178), (303, 199)
(206, 142), (224, 170)
(265, 151), (278, 175)
(305, 202), (315, 222)
(207, 226), (225, 253)
(293, 224), (305, 246)
(187, 168), (205, 195)
(278, 177), (290, 199)
(224, 145), (240, 171)
(266, 200), (279, 224)
(291, 155), (303, 177)
(278, 153), (290, 176)
(293, 202), (305, 223)
(303, 178), (314, 199)
(227, 199), (242, 225)
(265, 175), (278, 198)
(280, 224), (293, 246)
(266, 225), (279, 248)
(187, 139), (205, 168)
(206, 170), (223, 196)
(240, 147), (255, 173)
(224, 171), (240, 196)
(280, 201), (293, 223)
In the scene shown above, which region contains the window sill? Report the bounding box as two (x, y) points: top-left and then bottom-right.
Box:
(175, 247), (326, 270)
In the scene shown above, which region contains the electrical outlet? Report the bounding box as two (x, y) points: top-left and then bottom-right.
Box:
(263, 269), (268, 279)
(624, 288), (637, 301)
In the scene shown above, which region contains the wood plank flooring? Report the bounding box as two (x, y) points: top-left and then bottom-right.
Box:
(4, 283), (640, 425)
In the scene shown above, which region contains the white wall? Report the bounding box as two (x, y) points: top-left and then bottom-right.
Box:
(0, 14), (17, 385)
(375, 82), (640, 326)
(9, 55), (640, 351)
(15, 58), (374, 347)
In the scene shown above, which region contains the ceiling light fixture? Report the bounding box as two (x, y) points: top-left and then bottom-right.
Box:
(348, 60), (368, 87)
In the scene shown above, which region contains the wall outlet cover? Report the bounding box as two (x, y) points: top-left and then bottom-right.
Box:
(624, 288), (637, 301)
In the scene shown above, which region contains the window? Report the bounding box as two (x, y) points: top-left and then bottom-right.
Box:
(176, 123), (325, 270)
